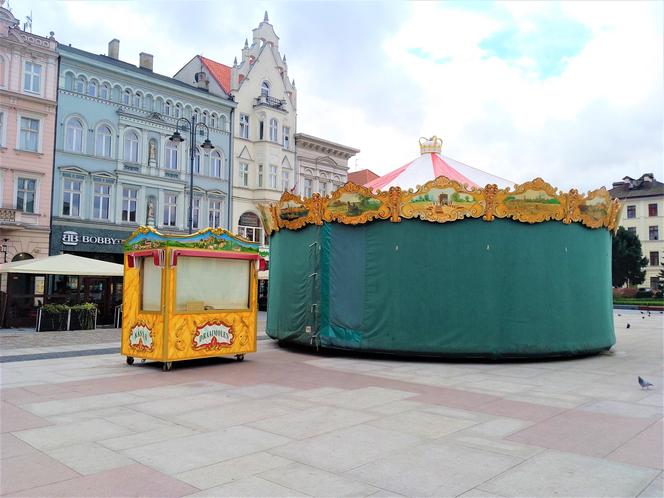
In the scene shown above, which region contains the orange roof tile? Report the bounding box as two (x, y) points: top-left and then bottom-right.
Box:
(348, 169), (379, 186)
(199, 55), (232, 94)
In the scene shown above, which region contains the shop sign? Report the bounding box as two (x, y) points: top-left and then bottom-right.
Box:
(129, 323), (154, 352)
(193, 322), (234, 350)
(62, 231), (124, 247)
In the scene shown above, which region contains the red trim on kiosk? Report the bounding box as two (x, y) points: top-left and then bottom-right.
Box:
(127, 249), (164, 268)
(170, 249), (261, 267)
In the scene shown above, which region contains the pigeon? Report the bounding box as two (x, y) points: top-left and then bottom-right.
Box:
(618, 313), (622, 317)
(626, 323), (631, 329)
(642, 316), (645, 319)
(638, 376), (654, 390)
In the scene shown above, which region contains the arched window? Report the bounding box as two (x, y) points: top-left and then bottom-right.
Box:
(99, 83), (110, 100)
(87, 79), (98, 97)
(269, 118), (278, 142)
(65, 118), (84, 152)
(210, 150), (222, 178)
(202, 111), (208, 126)
(96, 125), (112, 157)
(64, 72), (74, 91)
(238, 211), (263, 243)
(0, 56), (5, 87)
(133, 91), (142, 108)
(145, 94), (154, 111)
(175, 103), (182, 118)
(123, 89), (131, 105)
(193, 108), (201, 122)
(165, 100), (172, 116)
(210, 113), (218, 129)
(124, 130), (139, 163)
(75, 76), (86, 93)
(165, 141), (178, 169)
(220, 115), (227, 132)
(261, 81), (270, 97)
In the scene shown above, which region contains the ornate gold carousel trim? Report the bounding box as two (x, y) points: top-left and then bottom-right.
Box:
(260, 177), (620, 235)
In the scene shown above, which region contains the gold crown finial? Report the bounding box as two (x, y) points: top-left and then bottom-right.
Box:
(419, 136), (443, 155)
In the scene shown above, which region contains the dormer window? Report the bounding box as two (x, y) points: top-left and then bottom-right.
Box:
(261, 81), (270, 97)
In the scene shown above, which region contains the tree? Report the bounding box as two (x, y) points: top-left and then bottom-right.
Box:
(612, 227), (648, 287)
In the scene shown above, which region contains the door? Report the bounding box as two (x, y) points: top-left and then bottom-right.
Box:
(83, 277), (112, 325)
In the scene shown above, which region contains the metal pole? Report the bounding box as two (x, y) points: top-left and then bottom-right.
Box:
(188, 115), (196, 234)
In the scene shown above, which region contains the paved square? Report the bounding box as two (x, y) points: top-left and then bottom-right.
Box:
(1, 310), (662, 497)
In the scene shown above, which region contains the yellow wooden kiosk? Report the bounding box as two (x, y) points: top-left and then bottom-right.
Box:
(121, 226), (261, 371)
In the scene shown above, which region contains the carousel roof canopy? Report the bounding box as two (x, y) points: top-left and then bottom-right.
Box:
(365, 137), (516, 191)
(0, 254), (123, 276)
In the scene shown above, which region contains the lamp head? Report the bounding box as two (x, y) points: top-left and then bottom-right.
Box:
(169, 130), (184, 143)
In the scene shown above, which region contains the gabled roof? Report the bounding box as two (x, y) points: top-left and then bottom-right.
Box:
(348, 169), (379, 186)
(200, 56), (232, 94)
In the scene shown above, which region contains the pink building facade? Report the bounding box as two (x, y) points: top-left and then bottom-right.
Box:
(0, 5), (58, 264)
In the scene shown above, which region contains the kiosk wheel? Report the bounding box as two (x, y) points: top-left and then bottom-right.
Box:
(126, 356), (134, 365)
(235, 354), (245, 362)
(162, 362), (172, 372)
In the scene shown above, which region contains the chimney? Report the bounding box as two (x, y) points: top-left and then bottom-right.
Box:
(108, 39), (119, 59)
(195, 71), (209, 90)
(139, 52), (153, 71)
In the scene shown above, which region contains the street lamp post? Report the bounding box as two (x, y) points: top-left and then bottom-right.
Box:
(168, 115), (214, 234)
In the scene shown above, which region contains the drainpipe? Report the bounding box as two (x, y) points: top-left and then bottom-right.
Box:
(48, 50), (62, 257)
(228, 105), (234, 231)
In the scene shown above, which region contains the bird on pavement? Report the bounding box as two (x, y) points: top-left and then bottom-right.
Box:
(626, 323), (631, 329)
(638, 376), (654, 390)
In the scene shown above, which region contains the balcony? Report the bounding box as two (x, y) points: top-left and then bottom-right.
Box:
(253, 95), (286, 111)
(0, 208), (16, 223)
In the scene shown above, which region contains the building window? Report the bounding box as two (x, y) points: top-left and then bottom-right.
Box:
(100, 83), (110, 100)
(649, 203), (658, 217)
(65, 118), (84, 152)
(281, 170), (290, 192)
(649, 226), (659, 240)
(62, 179), (81, 217)
(124, 131), (140, 163)
(163, 193), (177, 226)
(320, 181), (328, 196)
(175, 104), (182, 118)
(258, 120), (264, 140)
(192, 148), (201, 174)
(220, 115), (227, 132)
(651, 277), (660, 290)
(304, 178), (313, 197)
(16, 178), (36, 213)
(87, 80), (98, 97)
(209, 199), (223, 228)
(627, 227), (637, 235)
(75, 76), (86, 93)
(269, 119), (278, 142)
(192, 197), (200, 229)
(211, 151), (222, 178)
(165, 100), (172, 116)
(122, 187), (138, 222)
(24, 62), (42, 93)
(123, 90), (131, 105)
(238, 212), (264, 243)
(257, 164), (264, 188)
(239, 114), (249, 139)
(93, 183), (111, 220)
(19, 117), (39, 152)
(202, 112), (209, 126)
(165, 142), (178, 169)
(239, 163), (249, 187)
(626, 205), (636, 219)
(0, 111), (4, 147)
(269, 165), (278, 189)
(133, 92), (142, 108)
(261, 81), (270, 97)
(650, 251), (660, 267)
(210, 114), (217, 128)
(283, 126), (290, 149)
(96, 125), (112, 157)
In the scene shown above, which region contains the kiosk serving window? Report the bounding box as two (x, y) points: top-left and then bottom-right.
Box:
(141, 258), (162, 311)
(175, 257), (250, 311)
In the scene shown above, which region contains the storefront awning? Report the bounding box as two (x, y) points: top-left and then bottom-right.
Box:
(0, 254), (123, 276)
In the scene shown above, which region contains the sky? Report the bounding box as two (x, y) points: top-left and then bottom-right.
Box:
(11, 0), (663, 192)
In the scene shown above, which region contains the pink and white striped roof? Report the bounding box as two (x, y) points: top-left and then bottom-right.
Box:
(365, 150), (515, 192)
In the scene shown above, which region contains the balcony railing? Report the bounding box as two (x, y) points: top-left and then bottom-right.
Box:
(0, 208), (16, 223)
(254, 95), (286, 110)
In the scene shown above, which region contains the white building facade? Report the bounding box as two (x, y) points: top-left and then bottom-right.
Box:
(175, 12), (296, 245)
(609, 173), (663, 290)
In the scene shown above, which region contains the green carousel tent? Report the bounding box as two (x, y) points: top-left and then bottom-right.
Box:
(261, 139), (620, 358)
